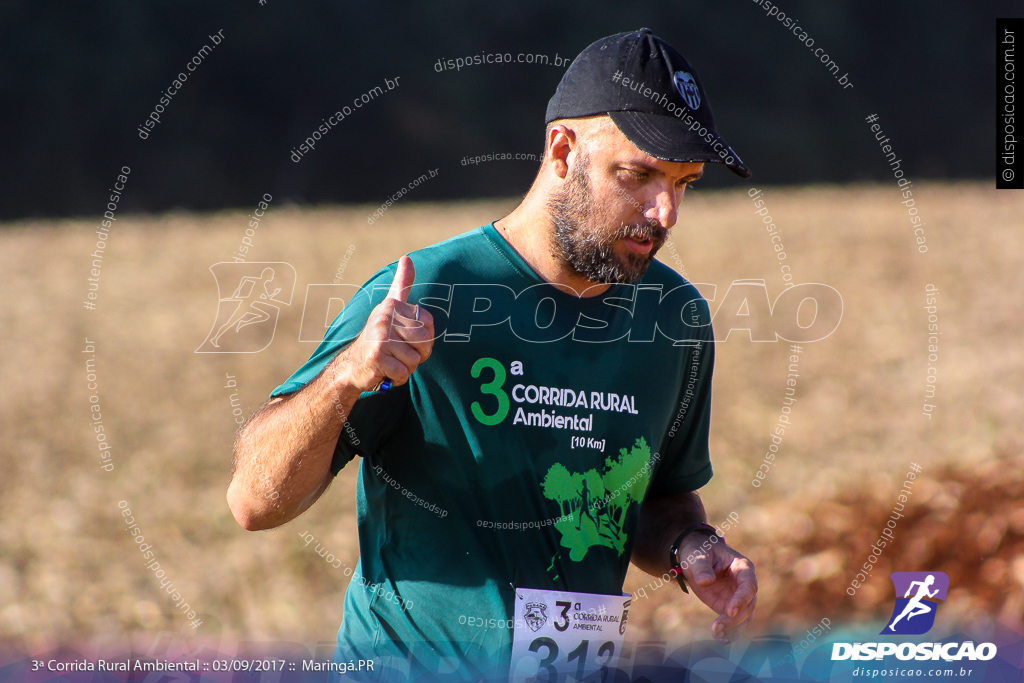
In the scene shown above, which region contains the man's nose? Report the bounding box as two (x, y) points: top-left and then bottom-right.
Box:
(645, 187), (679, 228)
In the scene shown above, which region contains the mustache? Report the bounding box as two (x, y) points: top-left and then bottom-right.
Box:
(612, 222), (669, 244)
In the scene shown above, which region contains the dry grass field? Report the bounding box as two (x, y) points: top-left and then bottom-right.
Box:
(0, 182), (1021, 655)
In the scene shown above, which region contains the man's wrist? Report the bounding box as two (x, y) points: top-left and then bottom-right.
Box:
(668, 521), (721, 594)
(327, 346), (369, 396)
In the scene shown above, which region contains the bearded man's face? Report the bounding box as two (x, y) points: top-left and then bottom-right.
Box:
(548, 150), (669, 285)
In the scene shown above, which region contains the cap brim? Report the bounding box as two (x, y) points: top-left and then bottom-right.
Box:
(609, 110), (752, 179)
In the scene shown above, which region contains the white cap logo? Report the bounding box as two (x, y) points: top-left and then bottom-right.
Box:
(673, 71), (701, 111)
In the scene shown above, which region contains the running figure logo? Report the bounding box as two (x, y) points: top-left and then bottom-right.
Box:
(880, 571), (949, 635)
(196, 262), (295, 353)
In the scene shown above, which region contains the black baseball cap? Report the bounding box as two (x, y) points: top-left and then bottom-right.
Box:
(546, 28), (751, 179)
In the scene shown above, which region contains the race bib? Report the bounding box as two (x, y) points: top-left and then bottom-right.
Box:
(509, 587), (631, 683)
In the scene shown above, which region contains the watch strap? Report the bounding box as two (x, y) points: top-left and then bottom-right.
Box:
(668, 521), (720, 594)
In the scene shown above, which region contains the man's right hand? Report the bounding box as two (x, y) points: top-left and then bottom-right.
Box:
(337, 255), (435, 391)
(227, 254), (435, 531)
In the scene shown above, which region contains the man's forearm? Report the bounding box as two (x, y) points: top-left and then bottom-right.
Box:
(631, 491), (707, 576)
(227, 355), (361, 530)
(227, 259), (437, 531)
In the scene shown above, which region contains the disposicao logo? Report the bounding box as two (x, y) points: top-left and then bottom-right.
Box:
(196, 262), (295, 353)
(881, 571), (948, 635)
(831, 571), (997, 662)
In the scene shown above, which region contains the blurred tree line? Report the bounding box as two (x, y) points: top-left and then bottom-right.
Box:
(0, 0), (1011, 220)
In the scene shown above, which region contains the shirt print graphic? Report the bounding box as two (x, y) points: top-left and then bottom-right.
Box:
(540, 436), (655, 561)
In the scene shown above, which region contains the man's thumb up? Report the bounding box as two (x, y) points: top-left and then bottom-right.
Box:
(387, 255), (415, 302)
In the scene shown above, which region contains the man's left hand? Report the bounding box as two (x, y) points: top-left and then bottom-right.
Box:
(678, 537), (757, 643)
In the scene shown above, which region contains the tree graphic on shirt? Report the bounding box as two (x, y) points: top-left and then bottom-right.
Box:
(540, 436), (654, 561)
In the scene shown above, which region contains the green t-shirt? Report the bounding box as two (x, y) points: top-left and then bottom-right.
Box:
(271, 223), (715, 680)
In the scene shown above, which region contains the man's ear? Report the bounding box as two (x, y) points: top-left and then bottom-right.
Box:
(546, 123), (576, 179)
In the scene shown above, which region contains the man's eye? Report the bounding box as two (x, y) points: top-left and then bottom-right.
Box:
(625, 169), (647, 180)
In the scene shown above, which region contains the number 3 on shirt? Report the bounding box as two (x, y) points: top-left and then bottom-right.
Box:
(470, 357), (509, 425)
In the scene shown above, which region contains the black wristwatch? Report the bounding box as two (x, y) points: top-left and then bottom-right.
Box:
(668, 522), (720, 594)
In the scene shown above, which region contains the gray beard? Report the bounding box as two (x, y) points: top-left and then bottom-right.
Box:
(547, 154), (667, 285)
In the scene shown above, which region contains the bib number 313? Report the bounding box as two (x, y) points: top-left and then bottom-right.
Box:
(510, 587), (630, 683)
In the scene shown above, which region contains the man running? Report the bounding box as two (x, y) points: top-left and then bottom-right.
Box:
(228, 28), (757, 681)
(210, 267), (281, 347)
(577, 479), (598, 531)
(889, 574), (939, 630)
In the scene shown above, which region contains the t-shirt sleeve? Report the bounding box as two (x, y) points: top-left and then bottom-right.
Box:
(648, 313), (716, 496)
(268, 261), (406, 475)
